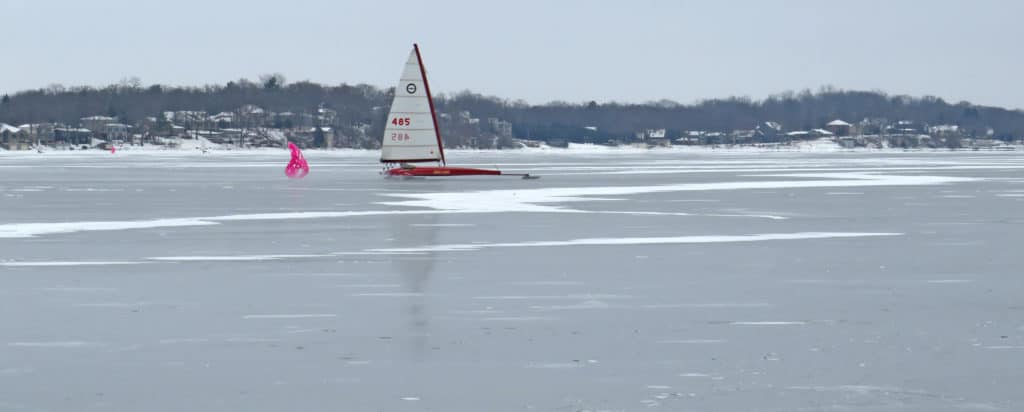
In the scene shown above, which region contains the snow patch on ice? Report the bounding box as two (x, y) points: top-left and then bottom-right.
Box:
(0, 211), (445, 239)
(679, 373), (712, 377)
(377, 172), (978, 213)
(730, 321), (807, 326)
(149, 254), (329, 262)
(63, 188), (124, 192)
(242, 314), (337, 319)
(8, 341), (104, 348)
(641, 303), (771, 309)
(525, 362), (582, 369)
(593, 210), (788, 220)
(0, 172), (973, 240)
(1, 260), (144, 267)
(530, 300), (612, 310)
(0, 218), (218, 239)
(787, 385), (934, 398)
(367, 232), (902, 253)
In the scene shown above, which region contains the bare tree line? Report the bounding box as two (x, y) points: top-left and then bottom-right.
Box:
(2, 79), (1023, 144)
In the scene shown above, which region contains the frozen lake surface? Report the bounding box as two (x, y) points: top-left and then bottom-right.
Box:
(2, 149), (1023, 411)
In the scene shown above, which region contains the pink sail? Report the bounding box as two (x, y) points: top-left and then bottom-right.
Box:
(285, 142), (309, 179)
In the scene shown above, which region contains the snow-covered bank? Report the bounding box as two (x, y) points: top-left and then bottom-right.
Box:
(3, 138), (1022, 158)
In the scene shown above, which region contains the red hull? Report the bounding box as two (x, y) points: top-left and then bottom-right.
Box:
(386, 166), (502, 177)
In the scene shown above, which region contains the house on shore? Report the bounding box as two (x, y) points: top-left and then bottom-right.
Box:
(826, 119), (852, 136)
(1, 123), (28, 150)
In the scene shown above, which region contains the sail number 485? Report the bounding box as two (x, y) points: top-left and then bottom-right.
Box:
(391, 117), (411, 126)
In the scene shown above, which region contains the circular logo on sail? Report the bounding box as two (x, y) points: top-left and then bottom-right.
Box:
(406, 83), (417, 94)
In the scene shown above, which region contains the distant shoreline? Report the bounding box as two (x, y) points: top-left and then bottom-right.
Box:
(4, 140), (1022, 157)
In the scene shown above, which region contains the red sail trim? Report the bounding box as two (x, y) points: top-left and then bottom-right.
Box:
(413, 43), (446, 166)
(380, 158), (443, 163)
(386, 166), (502, 177)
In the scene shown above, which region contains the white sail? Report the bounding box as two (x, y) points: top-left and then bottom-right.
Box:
(380, 46), (444, 163)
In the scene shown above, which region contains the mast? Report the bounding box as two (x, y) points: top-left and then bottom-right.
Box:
(413, 43), (446, 166)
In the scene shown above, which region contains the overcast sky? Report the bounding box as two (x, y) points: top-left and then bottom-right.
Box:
(2, 0), (1022, 108)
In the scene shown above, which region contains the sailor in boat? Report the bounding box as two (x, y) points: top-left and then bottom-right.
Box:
(379, 44), (538, 179)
